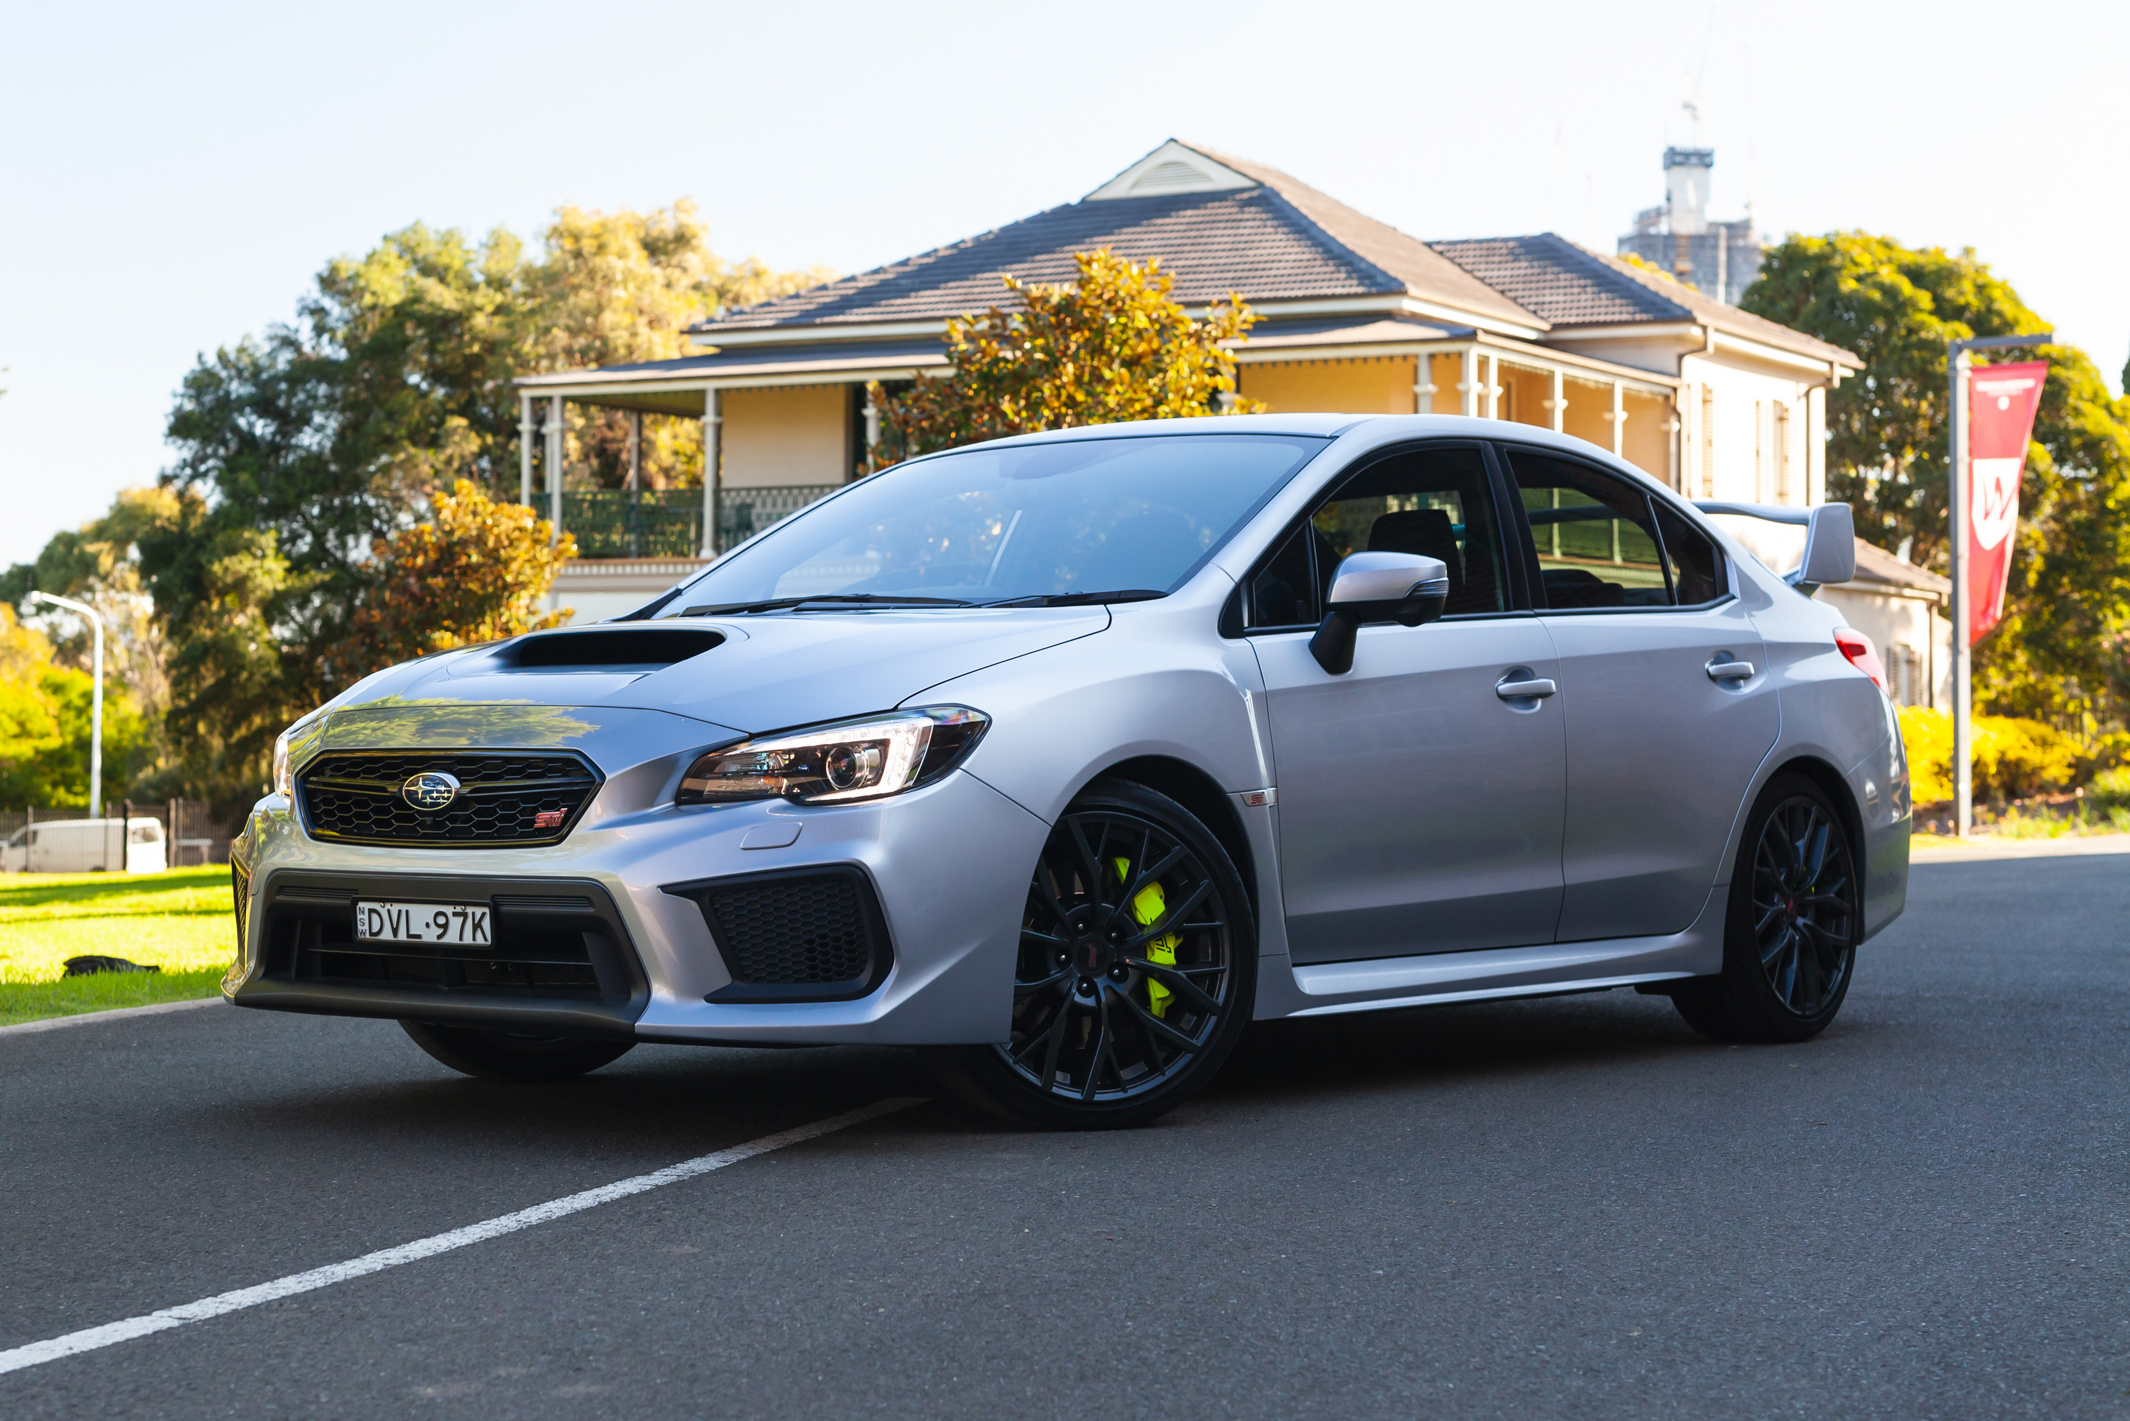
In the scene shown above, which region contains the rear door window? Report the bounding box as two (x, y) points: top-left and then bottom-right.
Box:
(1502, 448), (1673, 609)
(1652, 501), (1729, 605)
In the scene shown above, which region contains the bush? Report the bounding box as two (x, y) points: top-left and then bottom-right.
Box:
(1898, 707), (2085, 805)
(2089, 765), (2130, 812)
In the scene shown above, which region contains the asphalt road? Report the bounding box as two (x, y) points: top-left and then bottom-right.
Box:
(5, 851), (2127, 1419)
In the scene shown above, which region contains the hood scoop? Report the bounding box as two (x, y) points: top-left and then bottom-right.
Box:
(496, 627), (726, 672)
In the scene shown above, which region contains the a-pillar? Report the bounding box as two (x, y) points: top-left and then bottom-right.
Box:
(518, 393), (535, 506)
(700, 388), (722, 558)
(545, 395), (564, 542)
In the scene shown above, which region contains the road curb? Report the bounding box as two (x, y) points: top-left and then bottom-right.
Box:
(1912, 832), (2130, 864)
(0, 996), (224, 1038)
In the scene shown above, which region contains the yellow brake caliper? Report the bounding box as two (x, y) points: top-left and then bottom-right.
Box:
(1113, 857), (1179, 1017)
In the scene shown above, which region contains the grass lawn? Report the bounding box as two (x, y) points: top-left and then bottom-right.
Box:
(0, 866), (234, 1027)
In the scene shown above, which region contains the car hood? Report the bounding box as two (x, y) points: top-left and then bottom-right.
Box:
(335, 607), (1111, 735)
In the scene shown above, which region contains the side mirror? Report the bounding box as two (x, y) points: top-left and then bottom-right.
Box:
(1308, 552), (1450, 675)
(1791, 502), (1856, 595)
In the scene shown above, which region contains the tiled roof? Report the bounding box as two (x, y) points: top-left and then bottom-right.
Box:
(694, 140), (1545, 336)
(695, 188), (1406, 332)
(1187, 144), (1540, 328)
(1430, 233), (1861, 366)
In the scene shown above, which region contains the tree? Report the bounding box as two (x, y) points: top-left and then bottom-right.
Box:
(342, 481), (575, 677)
(868, 249), (1265, 465)
(133, 202), (831, 797)
(1743, 232), (2130, 726)
(0, 605), (149, 808)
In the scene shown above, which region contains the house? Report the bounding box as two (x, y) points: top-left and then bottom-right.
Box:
(516, 139), (1946, 707)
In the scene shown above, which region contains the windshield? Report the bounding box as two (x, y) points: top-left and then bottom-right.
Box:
(658, 433), (1326, 613)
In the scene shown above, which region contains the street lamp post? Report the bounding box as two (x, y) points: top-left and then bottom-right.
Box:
(27, 591), (105, 816)
(1947, 331), (2051, 838)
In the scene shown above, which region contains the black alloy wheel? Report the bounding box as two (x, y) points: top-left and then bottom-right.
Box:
(1670, 773), (1861, 1043)
(399, 1019), (636, 1082)
(922, 780), (1255, 1129)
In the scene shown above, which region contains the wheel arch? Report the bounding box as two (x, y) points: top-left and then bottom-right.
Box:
(1087, 755), (1259, 922)
(1759, 753), (1867, 874)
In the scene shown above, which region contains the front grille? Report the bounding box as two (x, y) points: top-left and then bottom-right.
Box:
(665, 866), (892, 1003)
(297, 751), (601, 848)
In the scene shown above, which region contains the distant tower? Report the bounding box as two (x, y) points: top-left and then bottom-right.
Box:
(1618, 147), (1761, 304)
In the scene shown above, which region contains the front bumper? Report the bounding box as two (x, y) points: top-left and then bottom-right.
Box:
(226, 766), (1051, 1046)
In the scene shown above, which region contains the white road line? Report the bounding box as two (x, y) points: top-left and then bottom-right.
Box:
(0, 997), (223, 1038)
(0, 1096), (923, 1376)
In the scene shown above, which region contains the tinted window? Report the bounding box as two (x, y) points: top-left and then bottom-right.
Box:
(1505, 450), (1669, 609)
(1246, 445), (1506, 628)
(660, 433), (1325, 610)
(1653, 501), (1727, 605)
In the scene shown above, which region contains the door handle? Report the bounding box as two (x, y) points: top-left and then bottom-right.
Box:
(1706, 657), (1756, 682)
(1496, 677), (1557, 701)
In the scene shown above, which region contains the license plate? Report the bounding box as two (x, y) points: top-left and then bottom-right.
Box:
(354, 901), (491, 947)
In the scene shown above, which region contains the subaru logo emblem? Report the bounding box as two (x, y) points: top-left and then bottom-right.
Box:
(401, 771), (460, 812)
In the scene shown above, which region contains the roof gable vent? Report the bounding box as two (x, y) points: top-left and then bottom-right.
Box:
(1085, 139), (1258, 201)
(1132, 160), (1217, 194)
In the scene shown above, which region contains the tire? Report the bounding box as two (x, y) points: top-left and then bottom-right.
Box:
(399, 1019), (636, 1082)
(921, 780), (1257, 1130)
(1670, 772), (1861, 1044)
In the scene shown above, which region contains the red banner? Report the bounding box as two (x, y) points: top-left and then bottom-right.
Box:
(1964, 360), (2047, 645)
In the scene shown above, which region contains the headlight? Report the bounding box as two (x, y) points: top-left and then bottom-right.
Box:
(676, 705), (989, 806)
(271, 728), (294, 798)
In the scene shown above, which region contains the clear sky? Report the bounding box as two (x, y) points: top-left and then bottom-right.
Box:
(2, 0), (2123, 567)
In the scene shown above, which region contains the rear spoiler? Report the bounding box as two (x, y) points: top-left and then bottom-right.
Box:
(1694, 500), (1856, 595)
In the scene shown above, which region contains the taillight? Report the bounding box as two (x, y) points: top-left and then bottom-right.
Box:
(1833, 628), (1888, 695)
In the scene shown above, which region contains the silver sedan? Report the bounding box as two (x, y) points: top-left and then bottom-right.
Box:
(227, 415), (1910, 1128)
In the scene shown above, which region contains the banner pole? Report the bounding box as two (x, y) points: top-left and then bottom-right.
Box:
(1950, 344), (1972, 838)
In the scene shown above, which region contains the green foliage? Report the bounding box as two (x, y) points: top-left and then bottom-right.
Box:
(1744, 233), (2130, 725)
(1897, 705), (2087, 805)
(869, 249), (1266, 465)
(0, 606), (149, 807)
(342, 481), (575, 678)
(129, 203), (830, 799)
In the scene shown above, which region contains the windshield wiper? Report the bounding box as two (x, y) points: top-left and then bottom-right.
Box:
(983, 589), (1169, 608)
(677, 593), (979, 616)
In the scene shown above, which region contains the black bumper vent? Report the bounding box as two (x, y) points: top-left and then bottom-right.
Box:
(297, 751), (601, 848)
(664, 866), (892, 1003)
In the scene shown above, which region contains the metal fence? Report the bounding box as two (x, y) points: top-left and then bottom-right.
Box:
(0, 800), (243, 873)
(558, 485), (841, 559)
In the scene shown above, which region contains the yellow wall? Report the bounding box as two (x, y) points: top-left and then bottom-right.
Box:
(1426, 353), (1460, 412)
(1621, 389), (1674, 485)
(1239, 358), (1418, 414)
(1497, 363), (1551, 429)
(721, 385), (849, 487)
(1561, 376), (1613, 452)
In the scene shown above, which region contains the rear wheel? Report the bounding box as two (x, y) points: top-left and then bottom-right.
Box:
(1670, 773), (1860, 1043)
(400, 1019), (635, 1082)
(922, 781), (1255, 1130)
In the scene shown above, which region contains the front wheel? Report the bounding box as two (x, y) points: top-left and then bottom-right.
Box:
(1670, 773), (1861, 1043)
(922, 780), (1256, 1130)
(400, 1019), (636, 1082)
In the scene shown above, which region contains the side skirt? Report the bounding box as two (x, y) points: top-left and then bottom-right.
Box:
(1265, 887), (1724, 1020)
